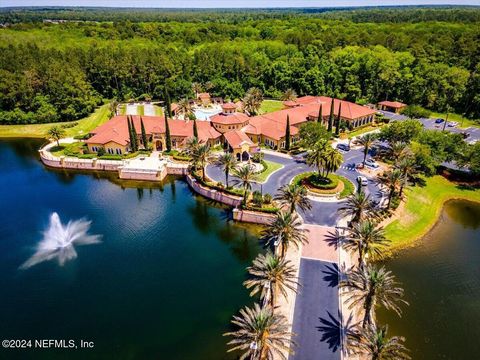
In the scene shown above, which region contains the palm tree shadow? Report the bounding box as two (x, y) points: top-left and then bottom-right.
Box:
(322, 263), (340, 288)
(324, 228), (347, 251)
(317, 311), (359, 355)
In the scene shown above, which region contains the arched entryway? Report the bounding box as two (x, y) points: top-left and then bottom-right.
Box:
(236, 153), (241, 161)
(155, 140), (163, 151)
(241, 151), (250, 162)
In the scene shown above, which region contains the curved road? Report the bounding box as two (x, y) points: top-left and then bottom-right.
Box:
(206, 147), (384, 226)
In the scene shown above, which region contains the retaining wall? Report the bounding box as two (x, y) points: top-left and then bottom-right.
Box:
(186, 175), (243, 207)
(232, 208), (276, 225)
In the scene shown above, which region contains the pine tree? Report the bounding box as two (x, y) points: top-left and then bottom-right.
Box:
(164, 112), (172, 152)
(193, 118), (198, 138)
(285, 115), (291, 151)
(328, 98), (334, 132)
(140, 117), (148, 150)
(336, 102), (342, 136)
(317, 104), (323, 123)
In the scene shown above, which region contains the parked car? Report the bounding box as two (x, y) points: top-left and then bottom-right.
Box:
(357, 176), (368, 186)
(364, 158), (380, 169)
(293, 154), (306, 163)
(336, 143), (350, 152)
(447, 121), (458, 127)
(435, 118), (444, 124)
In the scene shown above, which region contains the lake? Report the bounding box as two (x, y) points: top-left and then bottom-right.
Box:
(379, 200), (480, 359)
(0, 139), (261, 360)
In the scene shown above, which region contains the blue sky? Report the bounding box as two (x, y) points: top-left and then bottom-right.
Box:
(2, 1), (480, 8)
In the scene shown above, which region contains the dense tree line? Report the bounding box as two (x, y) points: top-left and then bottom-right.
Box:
(1, 7), (479, 124)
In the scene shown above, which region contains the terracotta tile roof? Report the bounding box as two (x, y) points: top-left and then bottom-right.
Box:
(221, 102), (237, 110)
(378, 100), (407, 108)
(224, 130), (254, 149)
(246, 115), (299, 141)
(282, 100), (299, 107)
(210, 112), (250, 125)
(86, 115), (221, 146)
(198, 92), (210, 99)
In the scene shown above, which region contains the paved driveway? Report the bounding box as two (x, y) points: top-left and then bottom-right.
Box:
(289, 258), (341, 360)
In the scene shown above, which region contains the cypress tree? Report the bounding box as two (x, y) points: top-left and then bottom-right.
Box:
(285, 115), (291, 151)
(131, 117), (139, 151)
(328, 98), (334, 132)
(164, 111), (172, 152)
(165, 87), (172, 118)
(193, 118), (198, 138)
(317, 104), (323, 123)
(127, 116), (135, 152)
(140, 117), (148, 150)
(335, 102), (342, 136)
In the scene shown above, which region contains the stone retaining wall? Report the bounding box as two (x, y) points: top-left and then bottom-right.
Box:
(186, 175), (243, 207)
(232, 208), (275, 225)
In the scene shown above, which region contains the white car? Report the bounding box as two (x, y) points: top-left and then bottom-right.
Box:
(448, 121), (459, 127)
(364, 158), (379, 169)
(357, 176), (368, 186)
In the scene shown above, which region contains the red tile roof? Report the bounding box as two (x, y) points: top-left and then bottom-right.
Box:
(282, 100), (299, 107)
(210, 112), (250, 125)
(221, 102), (237, 110)
(224, 130), (254, 149)
(378, 100), (407, 108)
(86, 115), (221, 146)
(245, 116), (299, 141)
(198, 92), (210, 99)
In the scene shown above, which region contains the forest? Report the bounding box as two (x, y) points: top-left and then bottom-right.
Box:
(0, 6), (479, 124)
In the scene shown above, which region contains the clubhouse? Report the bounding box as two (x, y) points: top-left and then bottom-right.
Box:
(85, 96), (376, 160)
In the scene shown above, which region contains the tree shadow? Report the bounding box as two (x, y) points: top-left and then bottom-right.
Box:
(322, 263), (340, 288)
(324, 228), (347, 251)
(317, 310), (359, 356)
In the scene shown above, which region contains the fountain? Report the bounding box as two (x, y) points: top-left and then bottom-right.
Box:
(20, 212), (101, 269)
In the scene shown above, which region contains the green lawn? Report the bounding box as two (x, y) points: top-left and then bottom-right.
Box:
(259, 100), (284, 114)
(256, 160), (283, 183)
(119, 104), (126, 115)
(0, 104), (110, 138)
(137, 105), (145, 116)
(429, 111), (479, 129)
(347, 124), (380, 138)
(384, 175), (480, 253)
(154, 105), (163, 116)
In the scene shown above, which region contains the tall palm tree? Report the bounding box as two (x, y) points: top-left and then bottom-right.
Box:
(349, 324), (410, 360)
(305, 139), (329, 178)
(395, 154), (416, 197)
(47, 126), (66, 147)
(357, 133), (376, 166)
(216, 152), (237, 187)
(192, 82), (203, 98)
(190, 143), (211, 182)
(262, 211), (308, 259)
(177, 98), (193, 120)
(280, 89), (297, 102)
(274, 184), (312, 214)
(186, 137), (200, 169)
(377, 169), (402, 208)
(338, 192), (377, 225)
(243, 87), (264, 116)
(224, 303), (294, 360)
(325, 147), (343, 177)
(233, 164), (258, 203)
(244, 251), (299, 308)
(341, 264), (407, 329)
(344, 220), (390, 266)
(387, 141), (409, 163)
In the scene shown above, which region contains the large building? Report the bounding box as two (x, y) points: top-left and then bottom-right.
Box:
(85, 96), (376, 160)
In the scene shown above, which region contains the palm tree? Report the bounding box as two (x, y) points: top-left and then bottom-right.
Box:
(395, 154), (416, 197)
(243, 87), (264, 116)
(224, 303), (294, 360)
(377, 169), (402, 208)
(244, 251), (299, 308)
(305, 139), (329, 178)
(262, 211), (308, 259)
(387, 141), (409, 163)
(190, 142), (211, 181)
(324, 147), (343, 177)
(177, 98), (193, 120)
(191, 82), (203, 98)
(47, 126), (66, 147)
(280, 89), (297, 102)
(185, 137), (200, 169)
(274, 184), (312, 214)
(216, 152), (237, 187)
(341, 264), (407, 329)
(233, 164), (258, 203)
(338, 192), (377, 225)
(344, 220), (390, 266)
(349, 324), (410, 360)
(357, 133), (376, 166)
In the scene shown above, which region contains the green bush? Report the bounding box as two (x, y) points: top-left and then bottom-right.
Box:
(78, 154), (97, 159)
(243, 205), (279, 214)
(97, 147), (105, 156)
(263, 193), (273, 204)
(306, 174), (339, 190)
(252, 190), (263, 206)
(401, 105), (431, 119)
(99, 154), (122, 160)
(252, 152), (264, 163)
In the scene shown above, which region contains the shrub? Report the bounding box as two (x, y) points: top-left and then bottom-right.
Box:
(252, 190), (263, 206)
(401, 105), (431, 119)
(78, 154), (97, 159)
(243, 205), (279, 214)
(97, 147), (105, 156)
(307, 174), (339, 190)
(252, 152), (264, 163)
(263, 193), (273, 204)
(99, 154), (122, 160)
(173, 155), (192, 162)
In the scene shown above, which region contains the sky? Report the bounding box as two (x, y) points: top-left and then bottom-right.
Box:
(2, 0), (480, 8)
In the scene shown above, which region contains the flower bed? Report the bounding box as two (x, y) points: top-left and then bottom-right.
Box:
(292, 172), (354, 198)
